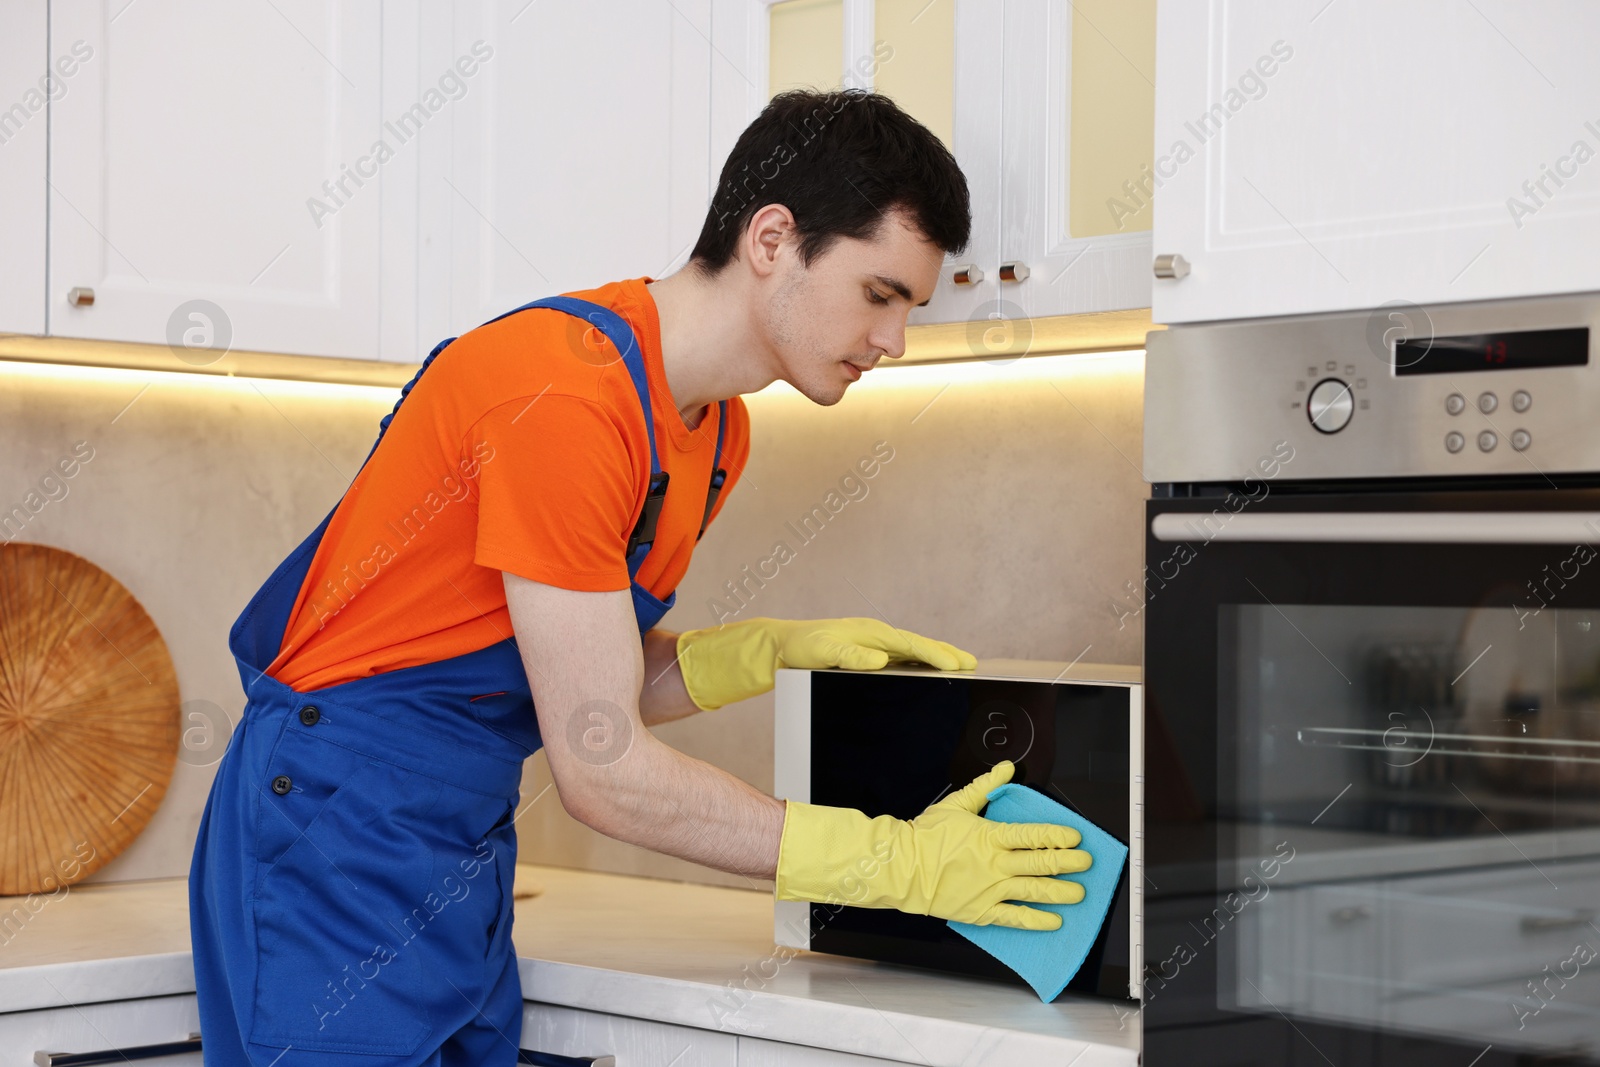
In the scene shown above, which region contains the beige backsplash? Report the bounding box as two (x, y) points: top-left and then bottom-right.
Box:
(0, 349), (1146, 889)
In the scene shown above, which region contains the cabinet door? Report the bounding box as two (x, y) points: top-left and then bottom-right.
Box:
(998, 0), (1153, 321)
(1152, 0), (1600, 324)
(521, 1002), (738, 1066)
(0, 2), (47, 335)
(48, 0), (384, 360)
(0, 993), (201, 1066)
(419, 0), (713, 344)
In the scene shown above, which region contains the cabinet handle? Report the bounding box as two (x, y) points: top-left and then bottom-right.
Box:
(950, 264), (983, 286)
(35, 1032), (201, 1065)
(997, 261), (1029, 283)
(1520, 910), (1596, 935)
(1153, 254), (1190, 280)
(67, 287), (95, 307)
(517, 1052), (616, 1066)
(1328, 905), (1371, 924)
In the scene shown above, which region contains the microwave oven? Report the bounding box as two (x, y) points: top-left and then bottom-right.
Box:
(773, 659), (1143, 1001)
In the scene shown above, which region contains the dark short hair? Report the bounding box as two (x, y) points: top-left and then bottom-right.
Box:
(689, 89), (970, 273)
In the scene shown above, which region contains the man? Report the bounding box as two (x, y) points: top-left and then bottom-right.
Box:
(190, 89), (1090, 1066)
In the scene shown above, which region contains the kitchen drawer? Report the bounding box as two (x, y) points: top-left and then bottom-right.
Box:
(1383, 858), (1600, 990)
(520, 1002), (737, 1066)
(0, 993), (201, 1066)
(737, 1036), (914, 1066)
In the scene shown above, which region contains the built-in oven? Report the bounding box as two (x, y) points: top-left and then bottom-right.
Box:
(1142, 292), (1600, 1066)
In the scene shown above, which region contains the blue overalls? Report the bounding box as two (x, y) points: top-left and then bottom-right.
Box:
(189, 297), (728, 1066)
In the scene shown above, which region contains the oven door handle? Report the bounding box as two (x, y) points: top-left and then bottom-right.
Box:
(1150, 511), (1600, 544)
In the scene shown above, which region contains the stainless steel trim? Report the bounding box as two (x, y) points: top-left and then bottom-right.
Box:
(1143, 291), (1600, 483)
(1151, 511), (1600, 544)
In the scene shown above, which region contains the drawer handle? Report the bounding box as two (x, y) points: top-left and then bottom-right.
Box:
(35, 1033), (201, 1066)
(997, 261), (1030, 283)
(518, 1052), (616, 1066)
(67, 286), (95, 307)
(1520, 910), (1596, 935)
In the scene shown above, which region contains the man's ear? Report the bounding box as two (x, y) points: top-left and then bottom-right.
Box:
(743, 203), (798, 280)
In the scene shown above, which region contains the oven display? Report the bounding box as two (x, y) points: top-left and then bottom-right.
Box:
(1393, 325), (1588, 374)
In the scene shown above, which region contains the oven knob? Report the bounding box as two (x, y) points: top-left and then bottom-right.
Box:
(1445, 431), (1465, 453)
(1307, 378), (1354, 433)
(1512, 390), (1532, 412)
(1445, 393), (1466, 415)
(1478, 430), (1498, 452)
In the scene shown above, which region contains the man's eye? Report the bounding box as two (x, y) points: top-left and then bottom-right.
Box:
(867, 290), (888, 305)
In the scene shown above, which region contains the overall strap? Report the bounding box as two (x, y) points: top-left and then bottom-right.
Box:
(376, 296), (705, 578)
(697, 400), (729, 542)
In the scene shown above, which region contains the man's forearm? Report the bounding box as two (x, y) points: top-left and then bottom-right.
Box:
(570, 728), (786, 881)
(638, 627), (703, 726)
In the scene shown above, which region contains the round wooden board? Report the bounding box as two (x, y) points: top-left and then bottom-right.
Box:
(0, 543), (180, 895)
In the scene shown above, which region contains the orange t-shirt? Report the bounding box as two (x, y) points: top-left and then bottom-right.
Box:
(266, 277), (750, 692)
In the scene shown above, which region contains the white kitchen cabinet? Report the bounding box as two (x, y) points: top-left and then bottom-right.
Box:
(411, 0), (715, 347)
(0, 3), (48, 335)
(47, 0), (386, 360)
(1152, 0), (1600, 325)
(738, 1036), (915, 1066)
(521, 1001), (738, 1065)
(750, 0), (1153, 332)
(0, 993), (201, 1066)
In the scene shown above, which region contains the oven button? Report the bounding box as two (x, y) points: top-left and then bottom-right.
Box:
(1512, 428), (1532, 451)
(1445, 393), (1466, 415)
(1307, 378), (1354, 433)
(1478, 430), (1498, 452)
(1512, 389), (1532, 412)
(1445, 431), (1465, 453)
(1478, 392), (1498, 414)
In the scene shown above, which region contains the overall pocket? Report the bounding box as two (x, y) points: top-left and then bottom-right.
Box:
(249, 754), (442, 1056)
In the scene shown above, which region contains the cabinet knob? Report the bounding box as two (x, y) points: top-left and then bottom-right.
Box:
(1153, 254), (1190, 280)
(67, 287), (95, 307)
(951, 264), (984, 286)
(998, 261), (1030, 284)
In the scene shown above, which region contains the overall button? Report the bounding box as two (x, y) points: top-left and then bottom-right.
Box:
(1445, 431), (1465, 453)
(1512, 429), (1532, 451)
(299, 705), (321, 726)
(1445, 393), (1465, 415)
(1478, 392), (1497, 414)
(1478, 430), (1498, 452)
(271, 775), (293, 795)
(1512, 389), (1532, 412)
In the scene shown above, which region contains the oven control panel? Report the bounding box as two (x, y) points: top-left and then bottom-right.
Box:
(1144, 292), (1597, 483)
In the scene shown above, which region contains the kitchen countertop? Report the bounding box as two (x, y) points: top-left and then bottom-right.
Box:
(0, 865), (1140, 1066)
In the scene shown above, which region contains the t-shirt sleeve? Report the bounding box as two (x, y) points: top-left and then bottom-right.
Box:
(470, 393), (640, 591)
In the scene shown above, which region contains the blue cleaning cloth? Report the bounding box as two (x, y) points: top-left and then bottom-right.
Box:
(947, 783), (1128, 1002)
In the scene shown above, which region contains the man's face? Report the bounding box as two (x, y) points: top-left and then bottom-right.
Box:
(762, 210), (943, 406)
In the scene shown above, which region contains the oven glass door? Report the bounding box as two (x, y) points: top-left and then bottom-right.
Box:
(1144, 488), (1600, 1067)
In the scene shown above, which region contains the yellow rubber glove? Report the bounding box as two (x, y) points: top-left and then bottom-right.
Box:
(675, 616), (977, 711)
(773, 761), (1090, 930)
